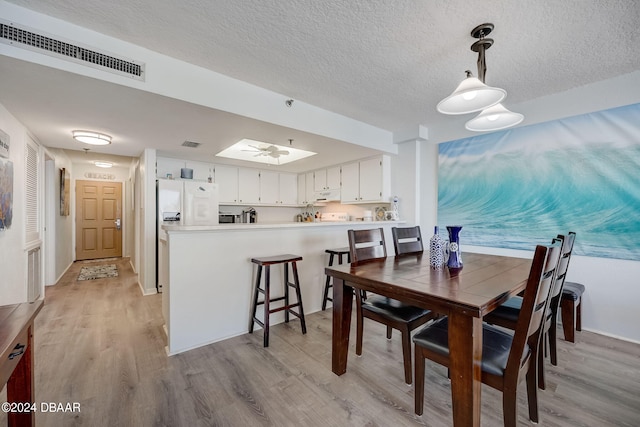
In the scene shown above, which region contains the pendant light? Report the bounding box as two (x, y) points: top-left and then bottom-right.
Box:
(438, 23), (523, 132)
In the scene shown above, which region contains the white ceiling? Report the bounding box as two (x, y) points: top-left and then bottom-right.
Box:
(1, 0), (639, 171)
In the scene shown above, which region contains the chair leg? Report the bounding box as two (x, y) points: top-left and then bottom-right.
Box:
(549, 317), (558, 366)
(526, 358), (540, 423)
(502, 387), (518, 427)
(414, 347), (425, 416)
(386, 325), (393, 339)
(576, 298), (582, 331)
(355, 291), (364, 356)
(538, 335), (546, 390)
(400, 327), (412, 384)
(561, 298), (576, 343)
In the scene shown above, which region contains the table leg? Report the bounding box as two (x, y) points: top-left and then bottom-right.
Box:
(448, 312), (482, 427)
(332, 278), (353, 375)
(7, 324), (35, 427)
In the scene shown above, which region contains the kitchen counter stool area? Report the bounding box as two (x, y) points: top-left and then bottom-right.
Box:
(160, 221), (403, 355)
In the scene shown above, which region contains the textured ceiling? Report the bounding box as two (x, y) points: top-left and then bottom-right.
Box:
(1, 0), (640, 169)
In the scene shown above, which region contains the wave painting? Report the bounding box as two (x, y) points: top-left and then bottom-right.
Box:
(438, 103), (640, 260)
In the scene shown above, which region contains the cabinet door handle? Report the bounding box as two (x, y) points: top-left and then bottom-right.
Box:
(9, 343), (25, 360)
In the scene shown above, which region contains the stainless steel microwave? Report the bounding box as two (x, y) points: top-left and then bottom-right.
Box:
(218, 213), (238, 223)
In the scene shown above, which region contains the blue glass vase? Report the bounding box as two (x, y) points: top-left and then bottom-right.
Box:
(446, 225), (463, 269)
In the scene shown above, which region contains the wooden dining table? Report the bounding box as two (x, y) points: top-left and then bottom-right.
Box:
(326, 252), (532, 427)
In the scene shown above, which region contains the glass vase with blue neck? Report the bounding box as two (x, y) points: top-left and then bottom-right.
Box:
(446, 225), (463, 270)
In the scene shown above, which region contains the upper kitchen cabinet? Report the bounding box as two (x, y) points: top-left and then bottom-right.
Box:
(259, 171), (298, 205)
(214, 164), (239, 204)
(156, 157), (185, 179)
(313, 166), (341, 191)
(185, 160), (214, 182)
(238, 168), (261, 204)
(341, 156), (390, 204)
(297, 172), (315, 205)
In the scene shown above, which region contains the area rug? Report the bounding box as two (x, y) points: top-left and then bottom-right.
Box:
(78, 264), (118, 281)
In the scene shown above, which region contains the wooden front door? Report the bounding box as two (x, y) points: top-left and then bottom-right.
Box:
(75, 180), (123, 260)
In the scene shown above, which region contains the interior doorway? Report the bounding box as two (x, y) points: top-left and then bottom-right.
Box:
(75, 180), (123, 260)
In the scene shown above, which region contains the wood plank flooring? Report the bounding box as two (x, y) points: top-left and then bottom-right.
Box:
(2, 257), (640, 426)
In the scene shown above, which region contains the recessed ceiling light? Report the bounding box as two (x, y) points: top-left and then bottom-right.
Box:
(216, 139), (316, 165)
(72, 130), (112, 145)
(94, 161), (113, 168)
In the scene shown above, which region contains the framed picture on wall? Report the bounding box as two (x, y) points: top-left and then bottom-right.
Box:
(60, 167), (70, 216)
(0, 159), (13, 230)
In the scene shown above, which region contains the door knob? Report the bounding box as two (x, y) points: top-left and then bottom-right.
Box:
(115, 218), (121, 230)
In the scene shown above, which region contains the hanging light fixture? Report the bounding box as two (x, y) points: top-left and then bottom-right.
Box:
(438, 23), (523, 132)
(72, 130), (112, 145)
(94, 161), (113, 168)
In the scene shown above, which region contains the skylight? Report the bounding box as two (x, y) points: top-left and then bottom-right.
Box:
(215, 139), (316, 165)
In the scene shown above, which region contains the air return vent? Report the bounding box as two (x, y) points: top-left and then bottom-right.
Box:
(182, 141), (201, 148)
(0, 19), (145, 81)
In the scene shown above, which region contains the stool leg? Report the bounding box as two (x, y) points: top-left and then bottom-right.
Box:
(249, 265), (263, 333)
(284, 263), (290, 323)
(292, 261), (307, 334)
(263, 265), (271, 347)
(322, 253), (335, 311)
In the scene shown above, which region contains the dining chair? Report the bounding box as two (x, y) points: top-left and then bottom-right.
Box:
(484, 232), (576, 389)
(391, 226), (424, 255)
(413, 241), (562, 426)
(348, 228), (437, 384)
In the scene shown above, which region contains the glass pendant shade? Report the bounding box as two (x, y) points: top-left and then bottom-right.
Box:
(437, 76), (506, 115)
(464, 103), (524, 132)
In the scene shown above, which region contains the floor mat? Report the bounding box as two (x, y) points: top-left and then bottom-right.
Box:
(78, 264), (118, 281)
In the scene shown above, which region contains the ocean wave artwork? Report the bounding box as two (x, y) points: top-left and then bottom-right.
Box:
(438, 102), (640, 261)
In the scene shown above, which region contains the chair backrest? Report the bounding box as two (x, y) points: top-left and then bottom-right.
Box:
(547, 232), (576, 316)
(391, 226), (424, 255)
(348, 228), (387, 264)
(506, 241), (562, 374)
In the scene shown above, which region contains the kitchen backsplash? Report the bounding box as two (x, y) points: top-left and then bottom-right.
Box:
(220, 202), (392, 223)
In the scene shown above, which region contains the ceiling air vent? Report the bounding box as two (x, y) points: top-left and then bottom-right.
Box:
(182, 141), (201, 148)
(0, 19), (145, 81)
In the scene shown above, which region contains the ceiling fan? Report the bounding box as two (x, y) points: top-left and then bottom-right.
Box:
(242, 144), (290, 158)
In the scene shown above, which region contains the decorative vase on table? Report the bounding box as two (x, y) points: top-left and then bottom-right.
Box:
(429, 226), (445, 269)
(446, 225), (463, 269)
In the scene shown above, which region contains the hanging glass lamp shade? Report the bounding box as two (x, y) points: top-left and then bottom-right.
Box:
(436, 74), (506, 115)
(464, 103), (524, 132)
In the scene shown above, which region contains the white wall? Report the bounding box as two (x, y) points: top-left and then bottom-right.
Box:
(0, 103), (28, 304)
(47, 148), (74, 283)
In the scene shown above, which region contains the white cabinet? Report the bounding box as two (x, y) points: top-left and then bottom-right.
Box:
(238, 168), (260, 204)
(313, 166), (341, 191)
(186, 160), (214, 182)
(278, 173), (298, 205)
(259, 170), (279, 204)
(297, 172), (315, 205)
(156, 157), (185, 179)
(340, 156), (390, 204)
(214, 165), (238, 203)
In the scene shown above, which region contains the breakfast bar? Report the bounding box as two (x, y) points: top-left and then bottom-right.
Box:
(160, 220), (402, 355)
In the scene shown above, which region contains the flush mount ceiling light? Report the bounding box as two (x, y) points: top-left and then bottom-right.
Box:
(94, 161), (113, 168)
(72, 130), (112, 145)
(216, 139), (316, 165)
(437, 23), (523, 132)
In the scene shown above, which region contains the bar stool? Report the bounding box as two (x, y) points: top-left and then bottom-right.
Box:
(561, 281), (585, 343)
(249, 254), (307, 347)
(322, 248), (351, 310)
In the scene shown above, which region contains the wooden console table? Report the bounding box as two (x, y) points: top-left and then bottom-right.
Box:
(0, 300), (43, 427)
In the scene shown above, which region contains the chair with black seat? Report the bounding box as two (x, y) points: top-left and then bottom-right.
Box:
(391, 226), (424, 256)
(484, 232), (576, 389)
(413, 241), (562, 426)
(348, 227), (437, 385)
(560, 281), (585, 343)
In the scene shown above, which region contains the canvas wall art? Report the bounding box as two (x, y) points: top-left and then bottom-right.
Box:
(0, 159), (13, 230)
(438, 102), (640, 261)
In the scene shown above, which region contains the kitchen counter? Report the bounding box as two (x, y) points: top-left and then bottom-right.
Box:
(161, 220), (398, 232)
(160, 220), (405, 355)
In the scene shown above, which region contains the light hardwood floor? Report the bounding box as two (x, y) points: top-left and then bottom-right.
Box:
(2, 257), (640, 426)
